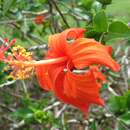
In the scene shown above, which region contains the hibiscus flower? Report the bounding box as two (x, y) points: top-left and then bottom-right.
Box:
(35, 28), (120, 113)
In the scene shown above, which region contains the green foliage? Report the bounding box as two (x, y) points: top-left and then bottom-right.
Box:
(10, 96), (62, 129)
(81, 0), (94, 10)
(108, 91), (130, 126)
(119, 111), (130, 126)
(97, 0), (112, 5)
(3, 0), (15, 14)
(93, 11), (108, 33)
(106, 21), (130, 40)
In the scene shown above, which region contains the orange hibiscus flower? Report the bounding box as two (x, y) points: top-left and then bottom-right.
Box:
(35, 28), (120, 113)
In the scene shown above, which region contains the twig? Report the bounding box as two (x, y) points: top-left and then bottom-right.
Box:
(120, 47), (129, 90)
(105, 106), (130, 130)
(0, 9), (49, 25)
(115, 45), (121, 56)
(67, 119), (80, 124)
(21, 10), (48, 16)
(10, 120), (25, 130)
(58, 1), (90, 22)
(43, 101), (61, 111)
(28, 44), (48, 51)
(27, 34), (45, 45)
(108, 86), (119, 96)
(0, 103), (15, 112)
(99, 32), (106, 43)
(2, 115), (15, 123)
(0, 80), (16, 88)
(61, 113), (66, 130)
(55, 105), (67, 118)
(21, 80), (28, 96)
(50, 0), (70, 28)
(0, 17), (36, 24)
(121, 65), (129, 90)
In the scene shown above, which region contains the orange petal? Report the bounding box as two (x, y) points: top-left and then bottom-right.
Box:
(48, 28), (85, 57)
(35, 28), (120, 114)
(35, 61), (66, 91)
(36, 65), (53, 91)
(63, 62), (104, 105)
(53, 62), (104, 112)
(68, 38), (120, 72)
(54, 69), (91, 113)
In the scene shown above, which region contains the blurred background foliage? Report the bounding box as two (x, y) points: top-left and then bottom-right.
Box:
(0, 0), (130, 130)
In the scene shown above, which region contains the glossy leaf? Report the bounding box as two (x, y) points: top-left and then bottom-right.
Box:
(106, 21), (130, 40)
(108, 91), (130, 115)
(93, 11), (108, 32)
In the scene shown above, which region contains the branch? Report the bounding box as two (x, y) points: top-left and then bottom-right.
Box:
(28, 44), (48, 51)
(50, 0), (70, 28)
(21, 10), (49, 16)
(55, 105), (67, 118)
(0, 80), (16, 88)
(43, 101), (61, 111)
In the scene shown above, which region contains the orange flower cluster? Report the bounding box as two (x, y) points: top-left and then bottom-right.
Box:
(0, 39), (34, 80)
(8, 45), (34, 80)
(36, 28), (120, 113)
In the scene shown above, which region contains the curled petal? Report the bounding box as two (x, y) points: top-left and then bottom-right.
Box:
(48, 28), (85, 57)
(68, 38), (120, 72)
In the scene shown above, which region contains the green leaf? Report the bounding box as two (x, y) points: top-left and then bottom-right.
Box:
(97, 0), (112, 5)
(106, 21), (130, 40)
(93, 11), (108, 33)
(3, 0), (15, 14)
(34, 110), (47, 123)
(81, 0), (94, 10)
(12, 108), (33, 119)
(119, 111), (130, 125)
(108, 91), (130, 115)
(109, 21), (129, 33)
(108, 96), (127, 114)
